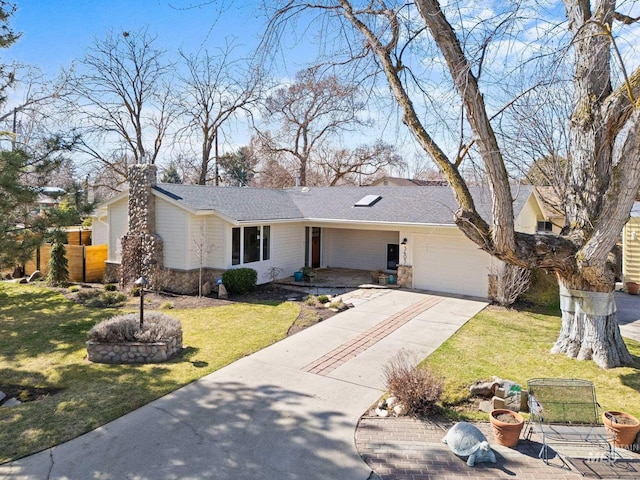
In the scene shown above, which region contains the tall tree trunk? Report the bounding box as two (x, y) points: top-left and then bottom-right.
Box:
(552, 278), (633, 368)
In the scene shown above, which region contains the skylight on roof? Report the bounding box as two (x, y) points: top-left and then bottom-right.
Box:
(354, 194), (382, 207)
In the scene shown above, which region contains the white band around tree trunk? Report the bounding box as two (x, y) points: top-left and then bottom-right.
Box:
(559, 285), (616, 316)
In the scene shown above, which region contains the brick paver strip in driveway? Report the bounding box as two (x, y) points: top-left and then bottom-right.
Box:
(302, 295), (444, 376)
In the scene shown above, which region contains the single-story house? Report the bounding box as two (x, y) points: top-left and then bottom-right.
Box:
(93, 165), (552, 298)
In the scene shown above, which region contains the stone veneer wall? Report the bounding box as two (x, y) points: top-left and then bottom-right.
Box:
(105, 262), (121, 284)
(397, 265), (413, 289)
(87, 334), (182, 364)
(165, 267), (227, 295)
(103, 262), (225, 295)
(120, 164), (164, 285)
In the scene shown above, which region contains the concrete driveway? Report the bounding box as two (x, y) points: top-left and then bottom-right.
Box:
(616, 290), (640, 342)
(0, 289), (487, 480)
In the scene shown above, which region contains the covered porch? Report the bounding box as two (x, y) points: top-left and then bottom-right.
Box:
(277, 267), (406, 292)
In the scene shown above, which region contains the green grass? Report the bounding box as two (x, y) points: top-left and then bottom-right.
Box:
(0, 282), (300, 463)
(423, 305), (640, 421)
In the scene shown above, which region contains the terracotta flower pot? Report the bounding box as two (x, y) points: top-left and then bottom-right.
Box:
(490, 409), (525, 447)
(603, 411), (640, 449)
(626, 282), (639, 295)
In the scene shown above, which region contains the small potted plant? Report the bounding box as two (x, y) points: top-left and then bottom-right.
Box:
(603, 410), (640, 448)
(301, 266), (315, 282)
(490, 409), (524, 447)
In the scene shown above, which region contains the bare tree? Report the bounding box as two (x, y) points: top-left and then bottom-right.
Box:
(257, 67), (370, 186)
(264, 0), (640, 368)
(490, 263), (532, 308)
(70, 28), (176, 188)
(192, 220), (216, 297)
(316, 141), (405, 185)
(176, 46), (263, 185)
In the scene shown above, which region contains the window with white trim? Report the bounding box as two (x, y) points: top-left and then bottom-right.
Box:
(231, 225), (271, 265)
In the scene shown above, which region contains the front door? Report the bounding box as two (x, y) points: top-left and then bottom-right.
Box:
(311, 227), (321, 268)
(387, 243), (399, 270)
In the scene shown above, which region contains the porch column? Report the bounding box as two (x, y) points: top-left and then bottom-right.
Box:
(397, 265), (413, 289)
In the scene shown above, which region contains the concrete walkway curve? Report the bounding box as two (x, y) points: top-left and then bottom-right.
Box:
(0, 289), (487, 480)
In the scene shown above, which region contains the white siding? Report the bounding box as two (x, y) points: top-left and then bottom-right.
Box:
(92, 214), (109, 246)
(515, 195), (540, 234)
(207, 216), (226, 268)
(323, 228), (398, 271)
(271, 223), (306, 277)
(186, 215), (226, 270)
(107, 197), (128, 262)
(224, 222), (306, 284)
(156, 199), (189, 269)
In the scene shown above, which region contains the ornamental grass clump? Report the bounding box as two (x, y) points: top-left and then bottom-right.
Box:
(383, 350), (444, 416)
(88, 312), (182, 343)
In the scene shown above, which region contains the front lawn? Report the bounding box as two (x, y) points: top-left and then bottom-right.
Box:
(0, 282), (300, 464)
(423, 305), (640, 421)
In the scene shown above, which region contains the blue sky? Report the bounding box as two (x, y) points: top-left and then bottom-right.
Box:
(4, 1), (270, 75)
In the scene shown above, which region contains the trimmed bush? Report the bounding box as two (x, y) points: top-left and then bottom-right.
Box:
(317, 294), (329, 304)
(88, 312), (182, 343)
(222, 268), (257, 294)
(104, 283), (117, 291)
(383, 350), (444, 416)
(75, 289), (127, 308)
(47, 242), (69, 287)
(160, 301), (174, 310)
(76, 289), (99, 302)
(85, 292), (127, 308)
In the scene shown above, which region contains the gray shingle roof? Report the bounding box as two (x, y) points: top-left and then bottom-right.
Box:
(153, 185), (302, 221)
(153, 183), (534, 225)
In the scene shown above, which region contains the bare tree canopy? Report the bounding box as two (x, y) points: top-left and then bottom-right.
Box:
(262, 0), (640, 368)
(70, 28), (176, 189)
(175, 45), (263, 185)
(257, 66), (370, 186)
(316, 141), (405, 185)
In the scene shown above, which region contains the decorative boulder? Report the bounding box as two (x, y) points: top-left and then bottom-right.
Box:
(28, 270), (43, 282)
(442, 422), (497, 467)
(218, 283), (228, 299)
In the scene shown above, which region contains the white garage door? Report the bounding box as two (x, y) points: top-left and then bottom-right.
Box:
(412, 233), (490, 298)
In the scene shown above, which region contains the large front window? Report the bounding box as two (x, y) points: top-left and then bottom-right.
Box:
(231, 225), (271, 265)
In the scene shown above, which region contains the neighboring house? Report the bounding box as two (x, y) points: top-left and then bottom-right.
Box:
(36, 186), (66, 215)
(94, 164), (550, 298)
(368, 176), (448, 187)
(532, 186), (565, 234)
(622, 202), (640, 287)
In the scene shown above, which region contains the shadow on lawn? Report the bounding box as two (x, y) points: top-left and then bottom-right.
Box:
(620, 366), (640, 394)
(0, 286), (112, 362)
(0, 359), (186, 463)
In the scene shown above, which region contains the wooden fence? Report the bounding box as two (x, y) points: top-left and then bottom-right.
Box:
(25, 244), (108, 283)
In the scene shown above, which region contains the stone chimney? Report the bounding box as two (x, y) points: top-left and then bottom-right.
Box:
(120, 164), (164, 286)
(127, 164), (157, 235)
